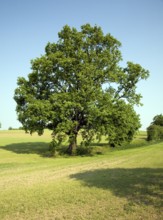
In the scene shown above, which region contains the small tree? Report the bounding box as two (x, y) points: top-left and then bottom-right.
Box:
(14, 24), (149, 154)
(147, 114), (163, 141)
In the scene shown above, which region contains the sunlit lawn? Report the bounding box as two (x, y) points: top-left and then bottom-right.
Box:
(0, 130), (162, 219)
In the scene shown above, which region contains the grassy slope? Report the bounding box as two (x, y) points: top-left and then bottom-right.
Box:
(0, 130), (162, 220)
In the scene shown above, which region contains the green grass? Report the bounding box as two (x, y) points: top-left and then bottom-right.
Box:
(0, 130), (163, 220)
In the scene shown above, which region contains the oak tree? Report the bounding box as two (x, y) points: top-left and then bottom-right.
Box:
(14, 24), (149, 154)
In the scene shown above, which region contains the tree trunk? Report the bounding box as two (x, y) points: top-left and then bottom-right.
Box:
(67, 133), (77, 155)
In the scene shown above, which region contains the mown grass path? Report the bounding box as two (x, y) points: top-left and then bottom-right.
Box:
(0, 130), (163, 219)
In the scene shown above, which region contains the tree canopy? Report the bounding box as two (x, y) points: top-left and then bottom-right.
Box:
(14, 24), (149, 154)
(151, 114), (163, 126)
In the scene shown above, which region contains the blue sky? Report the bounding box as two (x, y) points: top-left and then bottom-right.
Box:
(0, 0), (163, 130)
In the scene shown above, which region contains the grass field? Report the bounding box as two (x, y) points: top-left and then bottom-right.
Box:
(0, 130), (163, 220)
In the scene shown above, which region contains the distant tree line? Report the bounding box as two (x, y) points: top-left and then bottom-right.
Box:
(147, 114), (163, 141)
(8, 127), (23, 130)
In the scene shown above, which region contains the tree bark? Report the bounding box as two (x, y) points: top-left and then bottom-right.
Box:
(67, 133), (77, 155)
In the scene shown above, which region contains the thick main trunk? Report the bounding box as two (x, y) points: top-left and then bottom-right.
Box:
(67, 133), (77, 155)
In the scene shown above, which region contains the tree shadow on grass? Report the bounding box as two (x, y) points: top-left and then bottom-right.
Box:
(0, 142), (49, 157)
(0, 142), (111, 157)
(70, 168), (163, 208)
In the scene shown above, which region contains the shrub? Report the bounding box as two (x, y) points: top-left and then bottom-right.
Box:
(147, 125), (163, 141)
(49, 140), (58, 156)
(57, 145), (69, 155)
(76, 142), (93, 156)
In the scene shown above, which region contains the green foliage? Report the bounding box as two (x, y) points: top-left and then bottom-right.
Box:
(92, 100), (141, 147)
(8, 127), (21, 130)
(14, 24), (149, 154)
(147, 125), (163, 141)
(147, 114), (163, 141)
(76, 141), (93, 156)
(76, 145), (92, 156)
(49, 132), (67, 156)
(152, 114), (163, 126)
